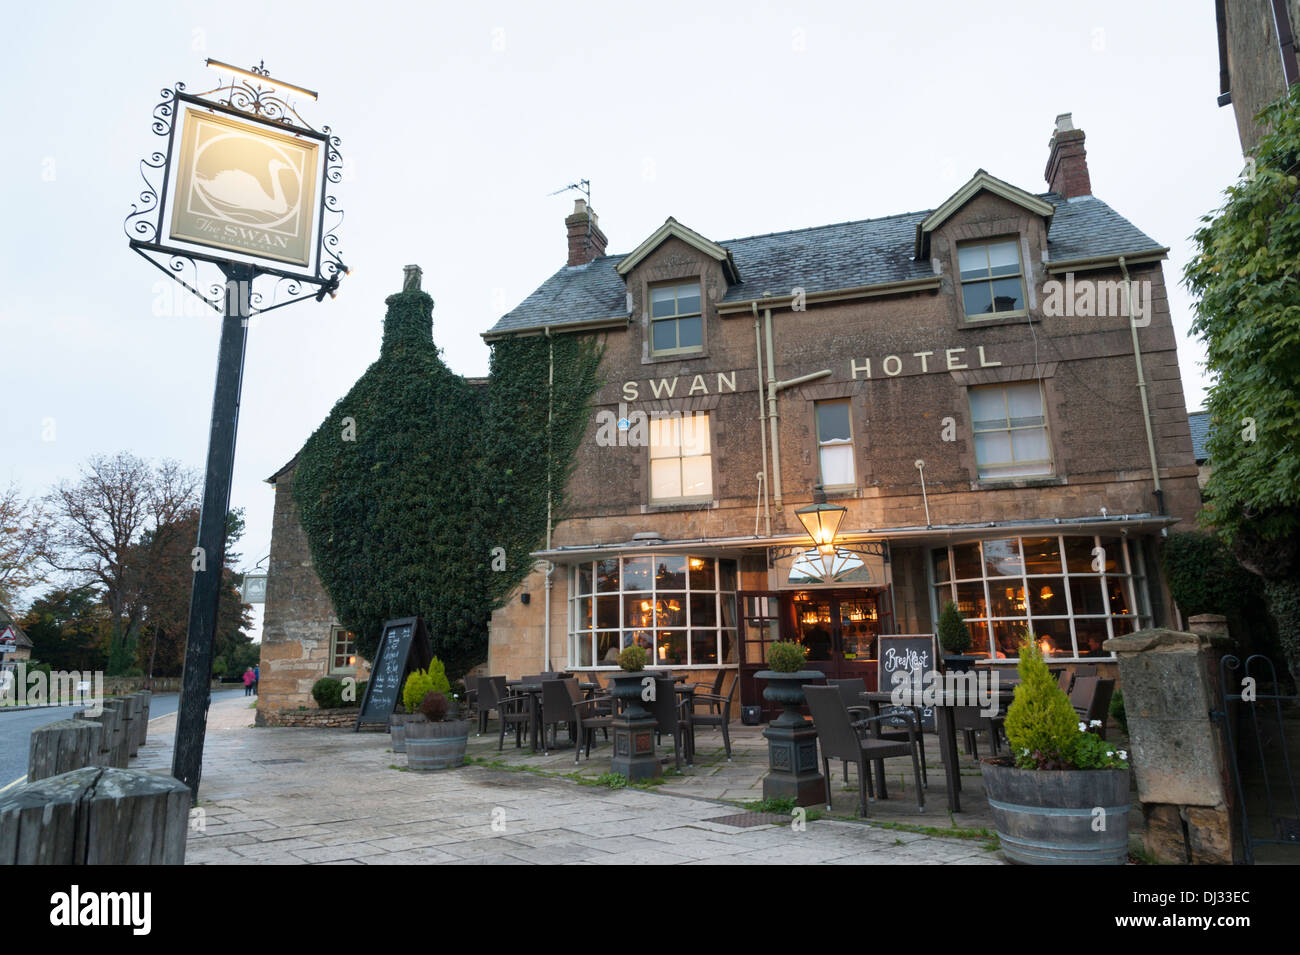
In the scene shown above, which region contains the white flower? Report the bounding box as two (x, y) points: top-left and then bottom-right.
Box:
(1106, 750), (1114, 757)
(1021, 748), (1029, 756)
(1078, 722), (1087, 732)
(1118, 750), (1128, 760)
(1089, 719), (1102, 728)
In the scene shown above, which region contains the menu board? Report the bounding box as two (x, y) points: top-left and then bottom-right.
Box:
(876, 634), (938, 732)
(355, 616), (432, 730)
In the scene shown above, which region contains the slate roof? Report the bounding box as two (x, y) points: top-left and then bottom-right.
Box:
(1188, 411), (1212, 463)
(486, 191), (1165, 337)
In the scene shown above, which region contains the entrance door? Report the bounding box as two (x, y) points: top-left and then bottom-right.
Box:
(738, 592), (785, 720)
(792, 590), (884, 687)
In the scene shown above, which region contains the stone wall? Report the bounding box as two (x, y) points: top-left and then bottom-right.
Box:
(1223, 0), (1300, 154)
(257, 470), (369, 720)
(258, 706), (363, 728)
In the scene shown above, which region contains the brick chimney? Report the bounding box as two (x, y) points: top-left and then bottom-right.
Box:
(565, 199), (608, 266)
(1044, 112), (1092, 198)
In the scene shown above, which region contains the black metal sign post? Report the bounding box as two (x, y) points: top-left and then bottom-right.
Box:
(125, 62), (347, 800)
(172, 263), (252, 795)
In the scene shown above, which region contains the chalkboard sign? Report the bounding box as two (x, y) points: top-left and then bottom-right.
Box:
(877, 634), (938, 732)
(355, 616), (433, 731)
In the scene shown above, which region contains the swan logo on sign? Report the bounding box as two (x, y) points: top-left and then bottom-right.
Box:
(169, 110), (319, 266)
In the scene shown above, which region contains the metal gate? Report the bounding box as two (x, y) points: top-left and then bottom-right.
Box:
(1214, 653), (1300, 864)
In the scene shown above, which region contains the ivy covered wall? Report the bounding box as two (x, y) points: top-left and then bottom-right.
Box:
(291, 287), (601, 679)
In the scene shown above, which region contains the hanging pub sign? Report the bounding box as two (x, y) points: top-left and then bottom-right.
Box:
(355, 617), (434, 731)
(169, 110), (320, 266)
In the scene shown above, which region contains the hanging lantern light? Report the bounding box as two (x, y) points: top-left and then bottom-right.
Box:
(795, 484), (847, 579)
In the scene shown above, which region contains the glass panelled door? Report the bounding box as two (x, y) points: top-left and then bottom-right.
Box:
(792, 590), (883, 685)
(738, 592), (785, 719)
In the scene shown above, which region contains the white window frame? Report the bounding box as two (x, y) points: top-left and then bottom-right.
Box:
(957, 237), (1028, 320)
(969, 381), (1053, 479)
(649, 411), (713, 504)
(329, 625), (357, 675)
(815, 399), (855, 488)
(649, 280), (704, 356)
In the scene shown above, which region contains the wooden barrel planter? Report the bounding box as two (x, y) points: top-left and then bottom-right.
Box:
(982, 759), (1130, 865)
(405, 719), (470, 771)
(390, 713), (417, 753)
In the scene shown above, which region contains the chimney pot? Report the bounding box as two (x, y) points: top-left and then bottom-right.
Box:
(1045, 113), (1092, 198)
(402, 264), (423, 291)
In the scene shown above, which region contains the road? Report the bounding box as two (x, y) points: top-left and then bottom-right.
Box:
(0, 687), (248, 791)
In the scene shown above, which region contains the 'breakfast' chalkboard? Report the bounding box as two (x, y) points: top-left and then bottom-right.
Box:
(877, 634), (938, 732)
(355, 616), (433, 731)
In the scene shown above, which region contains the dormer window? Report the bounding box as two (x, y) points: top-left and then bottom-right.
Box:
(958, 239), (1026, 319)
(650, 281), (703, 355)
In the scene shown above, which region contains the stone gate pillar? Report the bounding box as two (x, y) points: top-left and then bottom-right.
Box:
(1103, 614), (1237, 864)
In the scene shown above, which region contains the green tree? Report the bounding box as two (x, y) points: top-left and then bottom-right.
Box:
(1184, 84), (1300, 683)
(20, 586), (111, 672)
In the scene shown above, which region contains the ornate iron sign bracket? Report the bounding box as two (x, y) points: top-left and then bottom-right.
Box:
(767, 539), (891, 568)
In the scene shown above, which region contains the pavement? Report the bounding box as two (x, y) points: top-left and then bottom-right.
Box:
(132, 695), (1008, 865)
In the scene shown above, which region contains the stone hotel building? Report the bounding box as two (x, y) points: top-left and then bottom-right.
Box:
(260, 113), (1201, 718)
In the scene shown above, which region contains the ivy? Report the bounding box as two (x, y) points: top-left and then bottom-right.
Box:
(1183, 84), (1300, 682)
(292, 290), (602, 679)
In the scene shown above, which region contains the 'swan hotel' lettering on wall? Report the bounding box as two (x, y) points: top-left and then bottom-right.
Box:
(169, 110), (319, 267)
(619, 346), (1002, 400)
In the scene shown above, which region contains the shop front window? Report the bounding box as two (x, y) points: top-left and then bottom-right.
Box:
(568, 555), (739, 668)
(930, 534), (1150, 660)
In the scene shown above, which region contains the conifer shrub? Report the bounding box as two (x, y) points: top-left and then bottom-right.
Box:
(1003, 639), (1080, 768)
(937, 601), (972, 655)
(402, 659), (451, 714)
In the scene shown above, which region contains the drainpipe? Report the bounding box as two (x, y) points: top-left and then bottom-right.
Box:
(764, 305), (782, 510)
(1122, 256), (1165, 516)
(543, 327), (555, 670)
(753, 303), (771, 538)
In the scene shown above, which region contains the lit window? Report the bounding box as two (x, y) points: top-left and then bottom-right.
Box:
(969, 382), (1052, 479)
(569, 557), (739, 668)
(650, 281), (703, 355)
(649, 412), (712, 502)
(958, 239), (1026, 318)
(931, 535), (1151, 660)
(330, 627), (357, 673)
(815, 400), (854, 487)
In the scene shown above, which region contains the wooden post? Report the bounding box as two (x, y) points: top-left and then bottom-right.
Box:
(0, 767), (190, 864)
(120, 695), (142, 759)
(76, 703), (126, 768)
(28, 720), (104, 782)
(138, 690), (152, 745)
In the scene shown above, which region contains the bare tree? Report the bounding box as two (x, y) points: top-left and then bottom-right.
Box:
(0, 482), (50, 607)
(44, 453), (200, 672)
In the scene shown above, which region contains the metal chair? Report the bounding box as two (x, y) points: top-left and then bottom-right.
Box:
(649, 676), (693, 771)
(805, 684), (925, 816)
(475, 676), (506, 735)
(495, 688), (532, 752)
(689, 673), (735, 760)
(828, 677), (927, 789)
(566, 680), (613, 763)
(539, 679), (579, 754)
(1070, 676), (1115, 739)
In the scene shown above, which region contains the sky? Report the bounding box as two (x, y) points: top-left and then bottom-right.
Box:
(0, 0), (1245, 638)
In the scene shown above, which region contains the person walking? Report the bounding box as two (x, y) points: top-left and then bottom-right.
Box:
(242, 667), (254, 697)
(253, 664), (260, 696)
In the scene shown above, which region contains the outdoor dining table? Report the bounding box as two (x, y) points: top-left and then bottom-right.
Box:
(861, 686), (1016, 814)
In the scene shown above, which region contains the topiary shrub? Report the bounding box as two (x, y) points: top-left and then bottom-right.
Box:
(766, 641), (808, 673)
(312, 677), (345, 709)
(618, 645), (646, 671)
(419, 690), (449, 721)
(1004, 639), (1080, 768)
(937, 601), (972, 655)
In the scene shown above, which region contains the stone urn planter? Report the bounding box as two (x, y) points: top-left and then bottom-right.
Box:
(755, 668), (826, 806)
(942, 655), (977, 673)
(406, 717), (471, 771)
(390, 712), (419, 753)
(981, 759), (1130, 864)
(607, 670), (660, 781)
